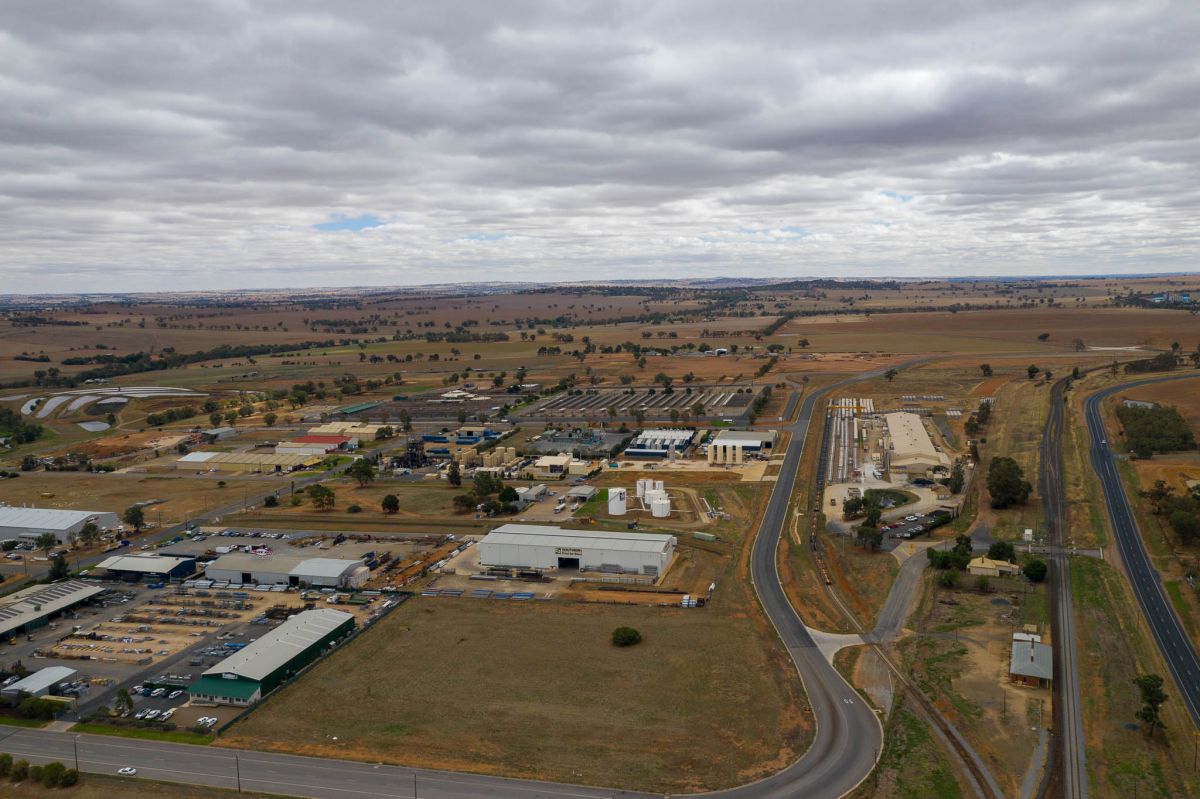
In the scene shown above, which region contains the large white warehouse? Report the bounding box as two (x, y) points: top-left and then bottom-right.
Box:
(478, 523), (676, 577)
(0, 507), (119, 545)
(203, 553), (369, 588)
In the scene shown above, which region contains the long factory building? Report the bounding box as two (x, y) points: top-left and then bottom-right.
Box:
(478, 523), (676, 577)
(204, 553), (370, 588)
(0, 507), (120, 546)
(188, 609), (355, 706)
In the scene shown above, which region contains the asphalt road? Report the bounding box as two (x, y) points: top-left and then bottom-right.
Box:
(1084, 376), (1200, 728)
(8, 378), (885, 799)
(1040, 377), (1088, 799)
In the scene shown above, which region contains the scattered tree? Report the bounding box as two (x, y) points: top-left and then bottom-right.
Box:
(1133, 673), (1168, 738)
(987, 456), (1032, 508)
(381, 494), (400, 514)
(447, 460), (462, 487)
(122, 505), (145, 532)
(306, 484), (336, 510)
(979, 363), (993, 377)
(612, 626), (642, 647)
(987, 540), (1016, 562)
(1023, 558), (1048, 583)
(347, 458), (376, 487)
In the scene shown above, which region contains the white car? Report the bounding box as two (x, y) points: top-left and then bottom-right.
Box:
(904, 515), (919, 522)
(117, 767), (137, 776)
(143, 709), (160, 720)
(168, 690), (183, 699)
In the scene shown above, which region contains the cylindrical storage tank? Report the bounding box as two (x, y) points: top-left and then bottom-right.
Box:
(636, 479), (646, 498)
(608, 488), (627, 516)
(654, 480), (664, 492)
(651, 498), (670, 517)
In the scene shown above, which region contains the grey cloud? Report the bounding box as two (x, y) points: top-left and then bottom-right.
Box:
(0, 0), (1198, 291)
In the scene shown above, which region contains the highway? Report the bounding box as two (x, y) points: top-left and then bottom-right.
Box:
(8, 377), (883, 798)
(1039, 377), (1088, 799)
(1083, 376), (1200, 728)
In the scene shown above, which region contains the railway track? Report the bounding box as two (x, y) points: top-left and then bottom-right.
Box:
(1038, 376), (1088, 799)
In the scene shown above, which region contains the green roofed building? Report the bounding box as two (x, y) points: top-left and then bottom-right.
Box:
(188, 608), (354, 706)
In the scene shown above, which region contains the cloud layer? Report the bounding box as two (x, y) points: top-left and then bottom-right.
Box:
(2, 1), (1198, 291)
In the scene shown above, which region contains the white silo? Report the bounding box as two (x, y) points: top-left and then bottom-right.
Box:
(650, 498), (671, 517)
(635, 479), (646, 499)
(654, 480), (664, 492)
(608, 488), (628, 516)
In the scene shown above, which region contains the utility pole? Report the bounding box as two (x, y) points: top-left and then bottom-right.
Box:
(235, 753), (241, 792)
(73, 734), (79, 771)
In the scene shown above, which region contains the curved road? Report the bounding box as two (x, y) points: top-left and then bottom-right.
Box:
(1083, 376), (1200, 727)
(6, 379), (885, 798)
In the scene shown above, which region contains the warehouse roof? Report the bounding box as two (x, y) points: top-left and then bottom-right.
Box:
(0, 580), (105, 638)
(483, 524), (674, 554)
(289, 435), (353, 445)
(2, 666), (76, 696)
(712, 429), (777, 446)
(0, 507), (114, 531)
(206, 552), (361, 576)
(177, 452), (320, 467)
(202, 609), (354, 682)
(884, 412), (940, 459)
(1010, 641), (1053, 681)
(96, 554), (195, 574)
(289, 558), (361, 579)
(187, 675), (261, 700)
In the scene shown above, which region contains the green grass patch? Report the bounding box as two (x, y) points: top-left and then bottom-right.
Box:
(71, 722), (214, 745)
(0, 714), (48, 728)
(1164, 581), (1197, 636)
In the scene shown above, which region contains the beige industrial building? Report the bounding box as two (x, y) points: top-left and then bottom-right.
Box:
(707, 430), (777, 465)
(175, 451), (321, 473)
(883, 412), (951, 477)
(529, 454), (592, 480)
(308, 422), (388, 438)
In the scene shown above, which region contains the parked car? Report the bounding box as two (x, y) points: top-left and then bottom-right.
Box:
(117, 767), (137, 776)
(168, 690), (183, 700)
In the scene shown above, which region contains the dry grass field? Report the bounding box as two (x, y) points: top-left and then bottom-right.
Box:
(220, 597), (809, 794)
(0, 471), (259, 523)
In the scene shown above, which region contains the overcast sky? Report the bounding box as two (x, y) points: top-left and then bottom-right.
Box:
(2, 1), (1198, 292)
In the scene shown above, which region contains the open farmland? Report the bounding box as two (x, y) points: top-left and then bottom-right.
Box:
(220, 597), (809, 793)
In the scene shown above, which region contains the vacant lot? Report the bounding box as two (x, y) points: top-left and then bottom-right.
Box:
(221, 597), (808, 793)
(897, 575), (1048, 799)
(1072, 558), (1199, 799)
(0, 471), (259, 523)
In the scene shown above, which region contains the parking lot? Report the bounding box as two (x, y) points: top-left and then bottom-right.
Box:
(880, 509), (955, 543)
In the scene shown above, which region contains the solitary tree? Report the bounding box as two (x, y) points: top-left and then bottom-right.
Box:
(987, 540), (1017, 562)
(306, 484), (336, 510)
(1027, 364), (1040, 380)
(122, 505), (145, 532)
(35, 532), (58, 558)
(347, 458), (376, 487)
(381, 494), (400, 514)
(447, 461), (462, 487)
(884, 368), (898, 381)
(263, 412), (277, 427)
(78, 522), (100, 548)
(612, 627), (642, 647)
(1134, 673), (1168, 737)
(115, 688), (134, 715)
(1023, 559), (1048, 583)
(1037, 332), (1050, 342)
(979, 363), (993, 377)
(48, 555), (69, 581)
(987, 457), (1032, 508)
